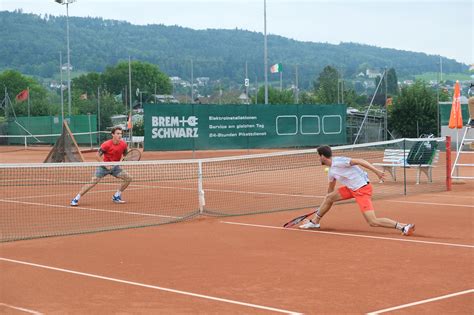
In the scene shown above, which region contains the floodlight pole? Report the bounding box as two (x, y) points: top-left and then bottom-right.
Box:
(66, 2), (72, 117)
(59, 51), (64, 122)
(263, 0), (268, 104)
(56, 0), (75, 118)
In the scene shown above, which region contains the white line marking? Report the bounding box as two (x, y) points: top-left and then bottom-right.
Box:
(386, 200), (474, 208)
(0, 258), (301, 315)
(0, 303), (43, 315)
(4, 187), (148, 200)
(0, 199), (180, 219)
(427, 194), (474, 199)
(366, 289), (474, 314)
(220, 221), (474, 249)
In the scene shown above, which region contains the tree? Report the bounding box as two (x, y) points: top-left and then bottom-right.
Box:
(0, 70), (51, 117)
(313, 66), (339, 104)
(374, 68), (399, 105)
(102, 61), (172, 105)
(72, 72), (102, 98)
(389, 81), (437, 137)
(255, 86), (294, 104)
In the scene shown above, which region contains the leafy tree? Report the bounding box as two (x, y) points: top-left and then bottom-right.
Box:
(102, 61), (172, 104)
(298, 91), (317, 104)
(255, 86), (294, 104)
(389, 81), (437, 137)
(313, 66), (339, 104)
(72, 72), (102, 97)
(374, 68), (399, 105)
(0, 70), (50, 117)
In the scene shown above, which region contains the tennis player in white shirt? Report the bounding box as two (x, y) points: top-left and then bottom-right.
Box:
(300, 145), (415, 236)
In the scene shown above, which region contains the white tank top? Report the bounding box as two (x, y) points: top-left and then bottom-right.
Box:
(328, 156), (369, 191)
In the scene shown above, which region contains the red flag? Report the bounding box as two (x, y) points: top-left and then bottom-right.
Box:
(16, 89), (29, 102)
(448, 81), (463, 129)
(127, 114), (132, 129)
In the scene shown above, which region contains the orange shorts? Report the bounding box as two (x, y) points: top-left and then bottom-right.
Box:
(338, 183), (374, 212)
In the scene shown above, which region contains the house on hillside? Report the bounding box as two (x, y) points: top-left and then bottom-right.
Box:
(366, 69), (382, 79)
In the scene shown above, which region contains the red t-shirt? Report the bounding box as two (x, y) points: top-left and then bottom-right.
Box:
(100, 140), (128, 162)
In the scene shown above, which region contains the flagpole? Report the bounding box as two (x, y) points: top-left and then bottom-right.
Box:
(128, 56), (133, 145)
(27, 87), (30, 129)
(263, 0), (268, 105)
(279, 72), (281, 91)
(295, 65), (299, 104)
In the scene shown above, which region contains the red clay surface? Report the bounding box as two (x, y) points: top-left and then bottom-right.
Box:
(1, 147), (473, 314)
(1, 184), (473, 314)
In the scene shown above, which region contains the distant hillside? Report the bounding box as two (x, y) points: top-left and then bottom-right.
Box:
(0, 10), (468, 88)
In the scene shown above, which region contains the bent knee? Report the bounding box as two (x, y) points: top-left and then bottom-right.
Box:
(326, 192), (339, 202)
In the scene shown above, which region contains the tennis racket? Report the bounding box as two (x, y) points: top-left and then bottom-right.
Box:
(283, 209), (318, 228)
(123, 148), (142, 161)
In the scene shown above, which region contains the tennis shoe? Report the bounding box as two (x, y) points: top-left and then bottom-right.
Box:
(402, 224), (415, 236)
(70, 198), (79, 206)
(112, 195), (125, 204)
(299, 220), (320, 229)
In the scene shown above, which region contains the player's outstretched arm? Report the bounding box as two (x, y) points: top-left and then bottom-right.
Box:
(350, 158), (385, 181)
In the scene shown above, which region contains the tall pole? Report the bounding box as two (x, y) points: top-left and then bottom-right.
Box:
(436, 60), (440, 136)
(279, 72), (282, 91)
(60, 51), (64, 122)
(191, 59), (194, 103)
(255, 75), (258, 104)
(245, 61), (249, 101)
(440, 56), (443, 83)
(66, 2), (72, 117)
(295, 65), (299, 104)
(384, 68), (388, 141)
(128, 56), (133, 143)
(97, 86), (100, 133)
(263, 0), (268, 104)
(27, 87), (30, 129)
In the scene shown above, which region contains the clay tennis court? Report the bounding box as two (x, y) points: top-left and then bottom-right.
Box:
(1, 147), (473, 314)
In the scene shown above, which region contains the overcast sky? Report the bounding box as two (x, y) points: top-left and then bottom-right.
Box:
(1, 0), (472, 64)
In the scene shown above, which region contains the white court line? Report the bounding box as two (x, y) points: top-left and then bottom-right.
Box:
(0, 303), (43, 315)
(220, 221), (474, 249)
(0, 199), (180, 219)
(366, 289), (474, 314)
(0, 258), (302, 315)
(386, 200), (474, 208)
(426, 194), (474, 200)
(4, 187), (149, 200)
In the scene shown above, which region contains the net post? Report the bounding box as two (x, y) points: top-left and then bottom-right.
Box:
(446, 136), (452, 191)
(198, 160), (205, 214)
(24, 136), (27, 149)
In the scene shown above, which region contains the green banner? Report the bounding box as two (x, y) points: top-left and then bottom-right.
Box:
(144, 104), (346, 151)
(439, 103), (470, 126)
(6, 115), (97, 144)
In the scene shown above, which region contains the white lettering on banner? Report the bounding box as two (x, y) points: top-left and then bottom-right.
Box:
(151, 115), (199, 139)
(152, 128), (198, 139)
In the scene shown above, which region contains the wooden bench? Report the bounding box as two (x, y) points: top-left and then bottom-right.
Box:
(374, 149), (440, 184)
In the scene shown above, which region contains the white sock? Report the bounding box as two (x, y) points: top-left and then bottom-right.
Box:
(114, 191), (121, 197)
(395, 222), (404, 230)
(75, 194), (81, 200)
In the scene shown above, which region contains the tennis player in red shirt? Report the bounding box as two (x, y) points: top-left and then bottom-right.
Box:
(71, 127), (132, 206)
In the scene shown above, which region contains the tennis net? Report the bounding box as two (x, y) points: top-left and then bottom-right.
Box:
(0, 137), (449, 242)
